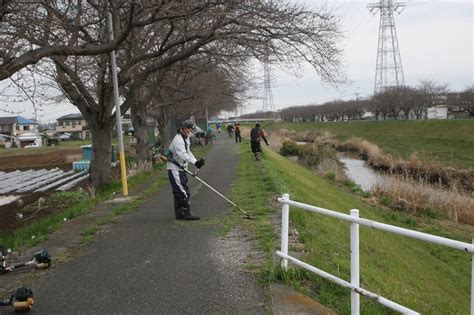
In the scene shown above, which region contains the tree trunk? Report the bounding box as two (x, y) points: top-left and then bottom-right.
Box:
(403, 109), (410, 120)
(89, 119), (113, 191)
(131, 104), (151, 165)
(157, 106), (172, 149)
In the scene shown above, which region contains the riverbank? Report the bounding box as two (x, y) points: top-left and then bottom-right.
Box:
(269, 120), (474, 171)
(336, 137), (474, 192)
(232, 140), (473, 314)
(263, 121), (474, 225)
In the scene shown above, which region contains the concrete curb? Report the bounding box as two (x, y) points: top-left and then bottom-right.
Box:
(271, 282), (337, 315)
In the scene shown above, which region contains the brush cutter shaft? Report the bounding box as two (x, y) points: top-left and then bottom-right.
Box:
(0, 248), (50, 274)
(159, 154), (251, 217)
(184, 168), (240, 210)
(182, 164), (251, 217)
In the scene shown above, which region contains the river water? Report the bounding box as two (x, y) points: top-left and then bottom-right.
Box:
(293, 140), (385, 192)
(338, 153), (386, 191)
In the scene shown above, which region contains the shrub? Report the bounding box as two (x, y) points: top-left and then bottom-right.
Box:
(298, 142), (337, 168)
(324, 172), (336, 180)
(380, 195), (393, 206)
(45, 190), (89, 209)
(280, 140), (300, 156)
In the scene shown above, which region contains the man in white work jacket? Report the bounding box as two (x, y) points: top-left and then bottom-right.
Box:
(167, 120), (205, 220)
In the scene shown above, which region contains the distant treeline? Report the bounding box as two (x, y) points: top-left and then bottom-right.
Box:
(241, 83), (473, 122)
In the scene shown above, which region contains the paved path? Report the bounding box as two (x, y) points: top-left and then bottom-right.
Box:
(31, 133), (266, 314)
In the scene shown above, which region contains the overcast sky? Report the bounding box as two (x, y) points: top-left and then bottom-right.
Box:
(0, 0), (472, 122)
(240, 0), (473, 115)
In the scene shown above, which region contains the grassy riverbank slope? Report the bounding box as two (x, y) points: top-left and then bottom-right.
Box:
(232, 143), (472, 314)
(267, 120), (474, 171)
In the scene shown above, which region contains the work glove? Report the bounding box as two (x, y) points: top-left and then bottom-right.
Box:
(195, 158), (205, 169)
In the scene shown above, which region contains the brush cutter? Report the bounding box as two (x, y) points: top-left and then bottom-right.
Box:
(0, 245), (51, 275)
(158, 153), (254, 219)
(0, 287), (34, 312)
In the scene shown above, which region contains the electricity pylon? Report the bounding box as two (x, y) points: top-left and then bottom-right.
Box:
(262, 47), (275, 116)
(368, 0), (406, 94)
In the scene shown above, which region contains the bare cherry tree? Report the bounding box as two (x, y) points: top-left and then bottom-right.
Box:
(0, 0), (144, 81)
(4, 1), (342, 189)
(146, 58), (246, 150)
(418, 80), (449, 108)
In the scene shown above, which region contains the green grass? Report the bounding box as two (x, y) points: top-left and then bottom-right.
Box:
(218, 141), (281, 264)
(269, 120), (474, 170)
(232, 141), (472, 314)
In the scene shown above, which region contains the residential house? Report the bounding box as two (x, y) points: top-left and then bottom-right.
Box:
(56, 113), (90, 140)
(0, 116), (41, 147)
(427, 105), (448, 119)
(447, 92), (474, 119)
(121, 112), (133, 134)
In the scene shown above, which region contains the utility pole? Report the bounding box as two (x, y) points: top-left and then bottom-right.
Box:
(368, 0), (406, 94)
(107, 12), (128, 197)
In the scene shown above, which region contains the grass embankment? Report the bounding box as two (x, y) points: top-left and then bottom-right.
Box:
(232, 142), (472, 314)
(270, 120), (474, 171)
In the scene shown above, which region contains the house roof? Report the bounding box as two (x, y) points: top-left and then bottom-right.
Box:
(57, 113), (84, 121)
(0, 117), (16, 125)
(0, 116), (34, 125)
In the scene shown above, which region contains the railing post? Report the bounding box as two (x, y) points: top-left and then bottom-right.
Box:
(471, 238), (473, 315)
(350, 209), (360, 315)
(281, 193), (290, 270)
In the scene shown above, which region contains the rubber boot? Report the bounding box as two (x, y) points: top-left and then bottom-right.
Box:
(182, 198), (200, 220)
(254, 152), (261, 161)
(174, 196), (184, 220)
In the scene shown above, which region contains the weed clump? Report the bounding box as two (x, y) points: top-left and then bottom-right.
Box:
(300, 142), (336, 167)
(324, 172), (336, 181)
(279, 140), (300, 156)
(279, 139), (338, 170)
(45, 190), (89, 209)
(374, 177), (474, 225)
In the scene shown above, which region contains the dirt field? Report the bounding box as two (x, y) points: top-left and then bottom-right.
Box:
(0, 149), (82, 171)
(0, 148), (85, 230)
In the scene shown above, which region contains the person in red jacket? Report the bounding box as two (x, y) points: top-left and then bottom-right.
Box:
(250, 123), (268, 161)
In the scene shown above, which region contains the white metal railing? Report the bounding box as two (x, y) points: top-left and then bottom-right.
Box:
(276, 193), (474, 315)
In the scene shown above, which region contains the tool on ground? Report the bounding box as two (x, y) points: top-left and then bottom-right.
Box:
(158, 152), (254, 219)
(0, 287), (34, 312)
(0, 245), (51, 275)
